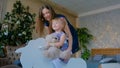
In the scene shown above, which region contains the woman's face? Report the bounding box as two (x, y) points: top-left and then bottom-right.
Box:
(42, 8), (52, 21)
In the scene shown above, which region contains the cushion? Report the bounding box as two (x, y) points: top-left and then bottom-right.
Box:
(93, 55), (103, 61)
(104, 55), (116, 59)
(6, 46), (20, 64)
(116, 54), (120, 62)
(6, 45), (24, 64)
(99, 58), (114, 63)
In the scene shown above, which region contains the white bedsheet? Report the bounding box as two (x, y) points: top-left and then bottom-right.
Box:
(101, 63), (120, 68)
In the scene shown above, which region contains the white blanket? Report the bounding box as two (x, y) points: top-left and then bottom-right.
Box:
(15, 38), (87, 68)
(101, 63), (120, 68)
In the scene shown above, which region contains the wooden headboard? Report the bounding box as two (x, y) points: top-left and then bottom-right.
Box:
(91, 48), (120, 56)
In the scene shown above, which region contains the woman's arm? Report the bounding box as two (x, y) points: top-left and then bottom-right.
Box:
(62, 18), (72, 51)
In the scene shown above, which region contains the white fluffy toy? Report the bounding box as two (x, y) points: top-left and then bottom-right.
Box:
(43, 34), (71, 60)
(43, 34), (61, 59)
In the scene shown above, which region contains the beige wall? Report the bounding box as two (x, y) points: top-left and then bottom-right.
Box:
(6, 0), (41, 15)
(5, 0), (77, 39)
(79, 9), (120, 49)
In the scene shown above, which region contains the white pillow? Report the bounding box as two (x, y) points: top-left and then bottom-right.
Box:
(100, 58), (113, 63)
(116, 54), (120, 62)
(93, 55), (103, 61)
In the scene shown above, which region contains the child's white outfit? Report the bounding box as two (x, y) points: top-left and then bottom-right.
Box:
(51, 32), (69, 68)
(52, 58), (66, 68)
(52, 32), (68, 51)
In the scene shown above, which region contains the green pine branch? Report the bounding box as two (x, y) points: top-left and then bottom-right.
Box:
(0, 0), (36, 46)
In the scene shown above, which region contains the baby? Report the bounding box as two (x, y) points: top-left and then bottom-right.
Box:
(44, 17), (71, 62)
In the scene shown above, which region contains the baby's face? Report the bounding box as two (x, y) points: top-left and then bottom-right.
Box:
(52, 20), (63, 31)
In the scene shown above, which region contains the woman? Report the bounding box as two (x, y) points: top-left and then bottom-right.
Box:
(35, 4), (79, 56)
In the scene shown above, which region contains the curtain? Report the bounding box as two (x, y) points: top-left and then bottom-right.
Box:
(0, 0), (6, 21)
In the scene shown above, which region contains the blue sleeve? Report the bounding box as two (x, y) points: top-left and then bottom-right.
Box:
(44, 21), (49, 27)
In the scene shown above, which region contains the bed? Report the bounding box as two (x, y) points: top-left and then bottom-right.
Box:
(86, 48), (120, 68)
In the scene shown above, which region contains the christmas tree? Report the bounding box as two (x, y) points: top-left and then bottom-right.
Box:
(0, 0), (35, 46)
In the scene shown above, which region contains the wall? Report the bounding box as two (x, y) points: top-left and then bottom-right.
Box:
(78, 9), (120, 49)
(5, 0), (77, 39)
(6, 0), (43, 17)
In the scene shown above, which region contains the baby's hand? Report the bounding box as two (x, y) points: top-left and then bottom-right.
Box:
(43, 43), (50, 50)
(60, 50), (71, 60)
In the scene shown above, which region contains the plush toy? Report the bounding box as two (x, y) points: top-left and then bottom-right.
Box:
(43, 34), (62, 59)
(43, 34), (71, 60)
(43, 34), (59, 49)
